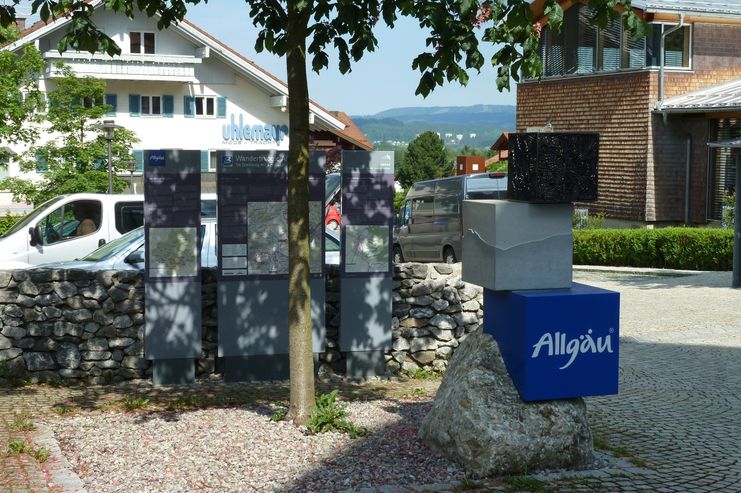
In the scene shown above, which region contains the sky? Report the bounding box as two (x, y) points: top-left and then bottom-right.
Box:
(177, 2), (518, 116)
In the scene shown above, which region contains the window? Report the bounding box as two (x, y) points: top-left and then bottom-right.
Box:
(140, 95), (162, 116)
(645, 24), (691, 68)
(130, 32), (155, 54)
(532, 7), (692, 78)
(38, 200), (101, 245)
(114, 202), (144, 234)
(195, 96), (215, 117)
(708, 119), (740, 221)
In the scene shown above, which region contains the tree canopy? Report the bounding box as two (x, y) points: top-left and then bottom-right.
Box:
(397, 131), (450, 188)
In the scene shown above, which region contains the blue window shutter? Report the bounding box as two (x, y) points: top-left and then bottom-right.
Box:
(217, 96), (227, 118)
(184, 96), (194, 118)
(163, 95), (174, 117)
(200, 150), (209, 172)
(133, 150), (144, 172)
(129, 94), (140, 116)
(35, 154), (48, 173)
(105, 94), (117, 116)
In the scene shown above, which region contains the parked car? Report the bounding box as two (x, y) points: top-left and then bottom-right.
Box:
(0, 192), (217, 268)
(394, 173), (507, 264)
(325, 172), (341, 230)
(36, 219), (342, 271)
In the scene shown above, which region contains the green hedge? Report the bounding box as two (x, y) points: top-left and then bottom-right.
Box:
(573, 228), (733, 271)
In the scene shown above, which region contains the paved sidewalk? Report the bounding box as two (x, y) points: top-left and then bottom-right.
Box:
(1, 269), (740, 492)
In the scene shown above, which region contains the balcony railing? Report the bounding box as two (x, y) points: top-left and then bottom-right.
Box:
(44, 51), (202, 82)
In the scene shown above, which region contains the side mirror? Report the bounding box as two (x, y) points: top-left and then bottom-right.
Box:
(28, 226), (41, 247)
(124, 251), (145, 264)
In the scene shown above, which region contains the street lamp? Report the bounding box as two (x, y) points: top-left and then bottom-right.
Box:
(98, 119), (123, 194)
(127, 158), (138, 194)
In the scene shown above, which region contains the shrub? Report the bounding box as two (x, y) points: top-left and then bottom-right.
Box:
(0, 212), (24, 236)
(573, 228), (733, 271)
(307, 390), (368, 438)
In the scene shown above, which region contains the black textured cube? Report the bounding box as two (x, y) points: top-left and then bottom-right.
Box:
(508, 133), (599, 203)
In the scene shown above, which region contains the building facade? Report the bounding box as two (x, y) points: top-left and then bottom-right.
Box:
(1, 1), (370, 212)
(518, 0), (741, 224)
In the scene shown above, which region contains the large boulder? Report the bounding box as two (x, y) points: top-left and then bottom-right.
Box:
(418, 330), (593, 477)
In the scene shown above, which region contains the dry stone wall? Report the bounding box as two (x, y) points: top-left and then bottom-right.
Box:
(0, 264), (483, 385)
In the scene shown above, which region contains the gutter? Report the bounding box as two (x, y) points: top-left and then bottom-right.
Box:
(657, 14), (685, 123)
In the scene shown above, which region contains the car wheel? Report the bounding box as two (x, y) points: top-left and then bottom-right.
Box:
(393, 246), (404, 264)
(443, 247), (457, 264)
(327, 220), (339, 231)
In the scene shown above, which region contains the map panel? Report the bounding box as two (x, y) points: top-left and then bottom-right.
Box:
(309, 201), (322, 274)
(149, 227), (198, 278)
(248, 202), (288, 275)
(345, 225), (389, 273)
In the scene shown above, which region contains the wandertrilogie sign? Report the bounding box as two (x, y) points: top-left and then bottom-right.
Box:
(340, 150), (394, 376)
(143, 149), (202, 385)
(216, 150), (326, 381)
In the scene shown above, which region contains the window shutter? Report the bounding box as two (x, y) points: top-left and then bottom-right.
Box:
(163, 95), (174, 117)
(133, 150), (144, 172)
(105, 94), (117, 116)
(184, 96), (194, 118)
(129, 94), (140, 116)
(200, 150), (209, 172)
(35, 154), (48, 173)
(217, 96), (227, 118)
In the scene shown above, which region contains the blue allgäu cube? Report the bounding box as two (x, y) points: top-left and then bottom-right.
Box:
(483, 283), (620, 401)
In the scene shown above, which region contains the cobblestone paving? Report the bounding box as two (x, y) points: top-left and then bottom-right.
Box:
(1, 269), (740, 492)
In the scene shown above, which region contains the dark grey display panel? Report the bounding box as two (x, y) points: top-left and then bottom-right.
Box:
(508, 132), (599, 203)
(143, 149), (202, 385)
(216, 151), (326, 381)
(339, 151), (394, 377)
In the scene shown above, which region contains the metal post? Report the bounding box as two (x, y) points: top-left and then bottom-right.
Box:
(733, 155), (740, 288)
(107, 137), (113, 194)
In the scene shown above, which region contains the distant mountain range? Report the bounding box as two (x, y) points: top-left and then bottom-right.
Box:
(351, 105), (516, 149)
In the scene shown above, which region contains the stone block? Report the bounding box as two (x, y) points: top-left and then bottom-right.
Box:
(508, 132), (599, 203)
(23, 352), (57, 371)
(462, 200), (573, 291)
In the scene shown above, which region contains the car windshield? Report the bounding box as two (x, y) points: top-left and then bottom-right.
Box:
(81, 227), (144, 261)
(1, 196), (65, 238)
(326, 173), (341, 204)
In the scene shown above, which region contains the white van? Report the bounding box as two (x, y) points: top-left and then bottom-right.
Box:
(0, 193), (216, 268)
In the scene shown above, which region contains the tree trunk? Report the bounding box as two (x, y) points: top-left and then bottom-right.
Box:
(285, 0), (315, 424)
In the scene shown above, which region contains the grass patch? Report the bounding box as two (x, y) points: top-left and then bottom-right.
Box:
(121, 396), (150, 411)
(503, 475), (551, 492)
(4, 439), (50, 463)
(52, 405), (77, 416)
(9, 412), (35, 432)
(402, 367), (443, 380)
(165, 395), (201, 411)
(455, 478), (484, 491)
(594, 436), (648, 468)
(307, 390), (368, 438)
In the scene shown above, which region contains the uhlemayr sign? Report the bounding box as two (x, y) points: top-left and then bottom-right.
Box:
(222, 114), (288, 145)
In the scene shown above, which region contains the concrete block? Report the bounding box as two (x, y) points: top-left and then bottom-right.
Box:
(462, 200), (572, 291)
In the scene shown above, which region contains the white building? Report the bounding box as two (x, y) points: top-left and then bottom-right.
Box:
(1, 1), (371, 211)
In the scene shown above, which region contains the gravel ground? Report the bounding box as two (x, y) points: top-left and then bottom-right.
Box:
(49, 392), (466, 493)
(44, 269), (741, 492)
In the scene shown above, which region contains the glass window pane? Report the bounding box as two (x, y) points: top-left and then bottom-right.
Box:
(141, 96), (150, 114)
(144, 33), (155, 54)
(206, 97), (214, 115)
(130, 32), (141, 53)
(195, 97), (204, 115)
(599, 20), (621, 71)
(152, 96), (161, 115)
(665, 26), (688, 67)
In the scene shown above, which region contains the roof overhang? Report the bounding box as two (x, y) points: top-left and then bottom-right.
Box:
(708, 138), (741, 149)
(657, 78), (741, 114)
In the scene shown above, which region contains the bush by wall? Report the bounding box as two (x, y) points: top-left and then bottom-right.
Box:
(573, 228), (733, 271)
(0, 213), (24, 236)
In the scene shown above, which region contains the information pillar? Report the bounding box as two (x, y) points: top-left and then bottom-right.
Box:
(143, 150), (202, 385)
(339, 151), (395, 376)
(216, 151), (326, 381)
